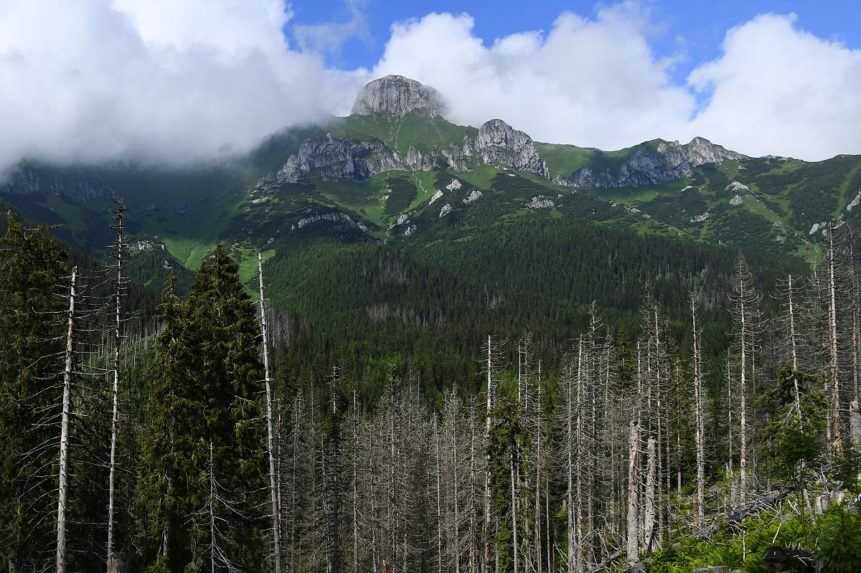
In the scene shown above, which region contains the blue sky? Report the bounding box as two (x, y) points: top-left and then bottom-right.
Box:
(289, 0), (861, 84)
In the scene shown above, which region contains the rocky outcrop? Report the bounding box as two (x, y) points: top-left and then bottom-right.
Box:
(352, 75), (446, 118)
(270, 77), (549, 183)
(277, 117), (547, 183)
(291, 210), (369, 234)
(277, 134), (434, 183)
(564, 137), (744, 189)
(473, 119), (546, 176)
(527, 196), (555, 209)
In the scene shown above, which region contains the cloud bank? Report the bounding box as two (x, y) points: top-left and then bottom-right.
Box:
(374, 8), (861, 160)
(0, 0), (360, 170)
(0, 1), (859, 173)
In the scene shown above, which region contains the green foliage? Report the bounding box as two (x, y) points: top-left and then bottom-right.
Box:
(815, 506), (861, 572)
(647, 502), (861, 572)
(830, 447), (861, 493)
(0, 212), (68, 569)
(138, 247), (265, 572)
(762, 368), (827, 483)
(330, 112), (473, 154)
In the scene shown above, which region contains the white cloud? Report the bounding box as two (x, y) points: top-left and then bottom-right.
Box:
(370, 8), (861, 160)
(0, 2), (858, 172)
(0, 0), (361, 171)
(294, 0), (370, 57)
(686, 13), (861, 160)
(370, 5), (696, 151)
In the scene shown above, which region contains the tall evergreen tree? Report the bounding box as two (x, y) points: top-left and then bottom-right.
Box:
(0, 213), (68, 572)
(139, 246), (265, 572)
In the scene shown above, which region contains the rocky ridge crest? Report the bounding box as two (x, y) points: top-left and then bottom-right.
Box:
(564, 137), (744, 189)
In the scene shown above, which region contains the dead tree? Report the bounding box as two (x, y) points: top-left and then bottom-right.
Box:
(483, 336), (496, 573)
(562, 355), (577, 573)
(643, 438), (656, 551)
(625, 421), (639, 568)
(731, 256), (760, 503)
(775, 274), (803, 420)
(848, 399), (861, 450)
(257, 253), (282, 573)
(106, 206), (126, 571)
(690, 290), (706, 529)
(56, 266), (77, 573)
(826, 223), (844, 454)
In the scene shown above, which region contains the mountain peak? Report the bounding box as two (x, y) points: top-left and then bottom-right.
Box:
(682, 136), (745, 165)
(351, 75), (446, 118)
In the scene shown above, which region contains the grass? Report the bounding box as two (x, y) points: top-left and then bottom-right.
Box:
(454, 165), (499, 190)
(536, 143), (594, 178)
(329, 113), (472, 155)
(161, 236), (217, 270)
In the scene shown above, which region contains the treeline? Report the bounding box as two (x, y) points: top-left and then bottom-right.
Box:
(1, 210), (860, 573)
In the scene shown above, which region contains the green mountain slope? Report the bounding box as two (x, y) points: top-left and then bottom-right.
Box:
(2, 81), (859, 320)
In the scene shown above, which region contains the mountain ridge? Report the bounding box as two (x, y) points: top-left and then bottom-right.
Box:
(2, 74), (861, 292)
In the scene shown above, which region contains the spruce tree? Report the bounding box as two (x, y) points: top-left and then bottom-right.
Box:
(0, 213), (68, 571)
(139, 246), (265, 572)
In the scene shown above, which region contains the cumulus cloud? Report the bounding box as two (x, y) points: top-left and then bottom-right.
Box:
(371, 8), (861, 160)
(687, 14), (861, 160)
(370, 5), (696, 152)
(0, 0), (361, 171)
(294, 0), (371, 57)
(0, 1), (858, 172)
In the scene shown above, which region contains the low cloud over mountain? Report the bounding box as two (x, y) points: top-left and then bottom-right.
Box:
(0, 1), (859, 173)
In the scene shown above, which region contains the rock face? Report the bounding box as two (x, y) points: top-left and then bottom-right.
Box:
(565, 137), (744, 189)
(277, 134), (434, 183)
(352, 75), (446, 118)
(474, 119), (546, 176)
(277, 118), (547, 182)
(273, 76), (548, 183)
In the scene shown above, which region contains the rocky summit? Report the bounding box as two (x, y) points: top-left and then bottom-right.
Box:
(563, 136), (745, 189)
(351, 74), (447, 118)
(475, 119), (546, 177)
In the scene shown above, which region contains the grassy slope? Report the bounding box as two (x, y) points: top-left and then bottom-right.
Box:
(5, 113), (861, 293)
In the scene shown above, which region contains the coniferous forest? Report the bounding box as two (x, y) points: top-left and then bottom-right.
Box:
(2, 207), (861, 573)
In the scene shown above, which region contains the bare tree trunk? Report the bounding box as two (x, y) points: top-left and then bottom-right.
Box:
(107, 208), (124, 569)
(435, 418), (443, 573)
(625, 421), (639, 567)
(566, 358), (575, 573)
(510, 448), (519, 573)
(209, 442), (217, 573)
(644, 438), (656, 553)
(56, 266), (77, 573)
(827, 224), (843, 455)
(690, 293), (706, 529)
(353, 389), (359, 573)
(787, 274), (802, 420)
(727, 354), (733, 478)
(739, 280), (749, 504)
(484, 336), (494, 573)
(470, 404), (478, 573)
(454, 415), (462, 573)
(575, 338), (584, 573)
(850, 400), (861, 450)
(535, 364), (543, 573)
(258, 254), (282, 573)
(545, 472), (551, 573)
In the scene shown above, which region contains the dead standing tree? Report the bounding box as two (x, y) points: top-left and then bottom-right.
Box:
(106, 205), (127, 572)
(56, 267), (77, 573)
(690, 290), (706, 530)
(730, 256), (760, 504)
(257, 253), (282, 573)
